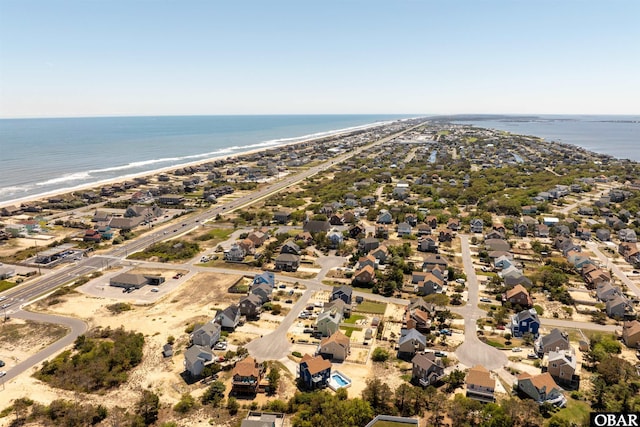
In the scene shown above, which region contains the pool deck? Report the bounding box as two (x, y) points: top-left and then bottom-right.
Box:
(328, 370), (352, 391)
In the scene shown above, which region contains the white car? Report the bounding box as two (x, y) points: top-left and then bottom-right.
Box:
(512, 347), (522, 352)
(0, 371), (6, 377)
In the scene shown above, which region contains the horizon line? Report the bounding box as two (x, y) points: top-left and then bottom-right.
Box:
(1, 112), (639, 120)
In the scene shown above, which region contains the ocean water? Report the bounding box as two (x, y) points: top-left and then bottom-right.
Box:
(0, 115), (410, 205)
(451, 115), (640, 162)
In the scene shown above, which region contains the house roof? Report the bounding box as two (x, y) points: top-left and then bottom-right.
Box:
(241, 294), (263, 307)
(466, 365), (495, 389)
(539, 328), (568, 348)
(518, 372), (561, 393)
(399, 328), (426, 346)
(275, 253), (300, 262)
(623, 320), (640, 340)
(301, 354), (331, 375)
(233, 356), (259, 378)
(333, 285), (353, 297)
(184, 345), (212, 364)
(320, 331), (350, 348)
(411, 352), (440, 370)
(194, 321), (221, 338)
(506, 284), (530, 300)
(110, 273), (148, 286)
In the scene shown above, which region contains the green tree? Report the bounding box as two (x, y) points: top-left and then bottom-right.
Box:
(371, 347), (390, 362)
(173, 393), (196, 414)
(227, 397), (239, 415)
(361, 377), (392, 413)
(201, 381), (226, 407)
(136, 390), (160, 425)
(268, 365), (281, 395)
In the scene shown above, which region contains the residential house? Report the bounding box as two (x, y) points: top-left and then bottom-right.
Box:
(83, 229), (102, 243)
(485, 229), (505, 240)
(595, 229), (611, 242)
(397, 328), (427, 358)
(184, 345), (213, 377)
(274, 253), (300, 272)
(232, 356), (263, 395)
(316, 308), (342, 337)
(422, 254), (449, 271)
(535, 329), (570, 356)
(417, 236), (438, 253)
(511, 309), (540, 338)
(466, 365), (496, 403)
(299, 354), (331, 390)
(606, 295), (633, 318)
(575, 227), (591, 241)
(596, 282), (620, 302)
(329, 214), (344, 226)
(238, 239), (256, 256)
(370, 246), (389, 264)
(411, 352), (445, 387)
(253, 271), (276, 288)
(622, 320), (640, 348)
(358, 254), (377, 270)
(582, 266), (610, 289)
(470, 218), (484, 233)
(324, 298), (351, 318)
(327, 230), (344, 248)
(535, 224), (550, 238)
(504, 273), (534, 289)
(513, 222), (528, 237)
(281, 241), (301, 255)
(350, 224), (366, 238)
(359, 237), (380, 253)
(517, 372), (566, 407)
(246, 231), (268, 247)
(397, 222), (412, 237)
(438, 230), (454, 243)
(273, 211), (291, 224)
(417, 272), (444, 296)
(404, 307), (431, 332)
(331, 285), (353, 305)
(374, 224), (389, 239)
(494, 255), (514, 270)
(425, 216), (438, 229)
(544, 349), (578, 387)
(504, 285), (533, 308)
(251, 283), (272, 303)
(225, 243), (246, 262)
(522, 205), (538, 215)
(377, 209), (393, 224)
(318, 331), (350, 361)
(239, 294), (263, 319)
(485, 238), (511, 252)
(216, 305), (241, 330)
(162, 343), (174, 358)
(447, 218), (461, 231)
(192, 321), (222, 348)
(416, 223), (432, 236)
(303, 220), (331, 234)
(619, 228), (638, 243)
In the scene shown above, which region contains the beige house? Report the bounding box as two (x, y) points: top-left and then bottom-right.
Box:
(318, 331), (350, 361)
(466, 365), (495, 403)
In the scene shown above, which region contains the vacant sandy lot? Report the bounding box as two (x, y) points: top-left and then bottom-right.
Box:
(0, 271), (243, 415)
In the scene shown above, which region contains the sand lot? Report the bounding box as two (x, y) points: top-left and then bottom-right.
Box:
(0, 271), (244, 414)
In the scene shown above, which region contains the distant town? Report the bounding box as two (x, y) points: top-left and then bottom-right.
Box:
(1, 118), (639, 427)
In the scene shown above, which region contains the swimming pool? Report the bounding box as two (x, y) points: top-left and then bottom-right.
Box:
(328, 371), (352, 391)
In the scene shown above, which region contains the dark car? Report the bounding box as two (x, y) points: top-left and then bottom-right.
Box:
(0, 360), (5, 367)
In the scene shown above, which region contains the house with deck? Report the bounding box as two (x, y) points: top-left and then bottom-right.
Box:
(466, 365), (495, 403)
(298, 354), (331, 390)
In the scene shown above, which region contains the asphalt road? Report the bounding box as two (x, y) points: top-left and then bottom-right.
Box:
(1, 311), (87, 383)
(453, 235), (508, 370)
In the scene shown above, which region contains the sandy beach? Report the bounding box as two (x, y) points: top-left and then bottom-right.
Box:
(0, 119), (399, 210)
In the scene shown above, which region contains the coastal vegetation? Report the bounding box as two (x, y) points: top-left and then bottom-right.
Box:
(34, 327), (144, 393)
(127, 240), (200, 262)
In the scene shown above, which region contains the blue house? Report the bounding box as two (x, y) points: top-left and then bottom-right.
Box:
(511, 308), (540, 338)
(299, 354), (331, 390)
(331, 285), (353, 305)
(252, 271), (275, 288)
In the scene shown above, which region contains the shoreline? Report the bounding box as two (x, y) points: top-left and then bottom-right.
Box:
(0, 119), (406, 210)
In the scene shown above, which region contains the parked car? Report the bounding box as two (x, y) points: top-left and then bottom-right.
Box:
(285, 299), (293, 304)
(527, 353), (538, 359)
(480, 297), (492, 303)
(439, 329), (452, 336)
(150, 288), (159, 293)
(0, 371), (6, 377)
(279, 284), (286, 289)
(214, 341), (227, 350)
(512, 347), (522, 352)
(0, 360), (4, 367)
(434, 351), (448, 357)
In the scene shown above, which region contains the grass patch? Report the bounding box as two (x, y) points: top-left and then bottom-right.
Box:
(354, 300), (386, 314)
(372, 421), (415, 427)
(128, 240), (200, 262)
(0, 320), (68, 345)
(343, 314), (366, 324)
(482, 338), (506, 348)
(547, 398), (590, 426)
(0, 280), (17, 292)
(195, 228), (234, 242)
(106, 302), (133, 314)
(340, 327), (361, 337)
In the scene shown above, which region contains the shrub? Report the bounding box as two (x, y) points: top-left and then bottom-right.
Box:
(292, 351), (302, 358)
(173, 393), (196, 414)
(371, 347), (390, 362)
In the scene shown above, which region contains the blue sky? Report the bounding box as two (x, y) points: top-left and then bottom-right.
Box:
(1, 0), (638, 117)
